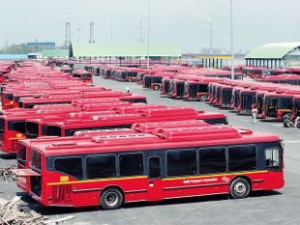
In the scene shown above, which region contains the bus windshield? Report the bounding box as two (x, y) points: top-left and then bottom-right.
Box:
(26, 122), (39, 138)
(17, 144), (27, 166)
(31, 150), (42, 171)
(8, 120), (26, 133)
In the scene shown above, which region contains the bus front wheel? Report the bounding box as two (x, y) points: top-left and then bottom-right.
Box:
(199, 95), (207, 102)
(101, 188), (123, 209)
(230, 177), (251, 199)
(153, 85), (160, 90)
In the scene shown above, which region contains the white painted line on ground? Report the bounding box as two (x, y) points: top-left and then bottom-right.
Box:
(272, 124), (283, 127)
(284, 140), (300, 143)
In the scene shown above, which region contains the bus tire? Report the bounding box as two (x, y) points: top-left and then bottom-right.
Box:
(199, 95), (207, 102)
(230, 177), (251, 199)
(100, 188), (123, 210)
(153, 85), (160, 91)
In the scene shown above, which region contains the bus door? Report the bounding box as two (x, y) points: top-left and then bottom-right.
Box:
(147, 156), (163, 201)
(267, 97), (277, 118)
(240, 93), (254, 113)
(257, 94), (264, 115)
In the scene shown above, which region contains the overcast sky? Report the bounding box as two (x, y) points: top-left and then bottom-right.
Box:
(0, 0), (299, 52)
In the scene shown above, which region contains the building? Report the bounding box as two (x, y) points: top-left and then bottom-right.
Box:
(41, 49), (69, 58)
(245, 42), (300, 69)
(27, 42), (56, 50)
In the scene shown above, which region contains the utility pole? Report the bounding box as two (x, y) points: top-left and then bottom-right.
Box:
(147, 0), (150, 70)
(110, 12), (114, 42)
(65, 22), (71, 49)
(140, 18), (143, 43)
(230, 0), (234, 80)
(89, 21), (95, 44)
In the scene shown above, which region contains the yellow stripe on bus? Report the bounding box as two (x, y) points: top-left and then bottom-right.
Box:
(47, 170), (268, 186)
(163, 170), (268, 181)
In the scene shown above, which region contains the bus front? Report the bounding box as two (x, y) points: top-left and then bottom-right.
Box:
(0, 117), (26, 154)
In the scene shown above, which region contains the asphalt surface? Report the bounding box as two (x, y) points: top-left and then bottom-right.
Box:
(1, 76), (300, 225)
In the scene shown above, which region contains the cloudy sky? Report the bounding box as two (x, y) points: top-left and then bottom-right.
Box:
(0, 0), (299, 52)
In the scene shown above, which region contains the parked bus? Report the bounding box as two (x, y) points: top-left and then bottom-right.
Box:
(15, 125), (284, 208)
(218, 85), (233, 108)
(261, 93), (294, 120)
(40, 108), (228, 137)
(72, 70), (93, 84)
(17, 120), (209, 171)
(183, 78), (221, 101)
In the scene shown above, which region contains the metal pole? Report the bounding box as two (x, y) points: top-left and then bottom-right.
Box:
(147, 0), (150, 70)
(230, 0), (234, 80)
(110, 12), (113, 42)
(210, 21), (213, 67)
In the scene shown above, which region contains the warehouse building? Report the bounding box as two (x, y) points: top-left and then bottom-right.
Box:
(245, 42), (300, 69)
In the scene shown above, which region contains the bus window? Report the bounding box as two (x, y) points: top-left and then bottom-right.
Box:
(199, 148), (226, 174)
(265, 148), (280, 170)
(203, 118), (228, 125)
(26, 122), (39, 138)
(43, 126), (62, 136)
(119, 153), (144, 176)
(280, 97), (292, 109)
(0, 118), (5, 134)
(86, 155), (116, 179)
(17, 144), (27, 166)
(31, 150), (42, 171)
(228, 145), (256, 171)
(167, 150), (197, 176)
(149, 157), (161, 178)
(54, 157), (83, 179)
(8, 120), (26, 133)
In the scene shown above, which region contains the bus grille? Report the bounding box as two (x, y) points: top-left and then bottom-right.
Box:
(52, 185), (72, 203)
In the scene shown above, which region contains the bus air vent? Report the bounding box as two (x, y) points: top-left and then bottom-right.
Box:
(154, 126), (241, 141)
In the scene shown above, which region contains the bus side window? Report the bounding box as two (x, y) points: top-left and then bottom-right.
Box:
(265, 148), (280, 168)
(54, 157), (83, 179)
(119, 153), (144, 176)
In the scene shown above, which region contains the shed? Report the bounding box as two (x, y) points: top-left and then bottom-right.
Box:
(42, 49), (69, 58)
(245, 42), (300, 69)
(69, 43), (182, 58)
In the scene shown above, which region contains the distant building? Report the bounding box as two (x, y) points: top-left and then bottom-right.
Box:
(27, 42), (56, 50)
(245, 42), (300, 69)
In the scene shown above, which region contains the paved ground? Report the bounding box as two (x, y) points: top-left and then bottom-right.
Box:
(1, 76), (300, 225)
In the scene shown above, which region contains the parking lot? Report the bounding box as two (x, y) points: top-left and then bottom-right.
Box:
(1, 76), (300, 225)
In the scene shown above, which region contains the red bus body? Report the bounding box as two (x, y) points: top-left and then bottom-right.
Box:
(16, 126), (284, 208)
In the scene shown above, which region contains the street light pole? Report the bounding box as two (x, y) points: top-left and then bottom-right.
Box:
(147, 0), (150, 70)
(230, 0), (234, 80)
(209, 21), (213, 65)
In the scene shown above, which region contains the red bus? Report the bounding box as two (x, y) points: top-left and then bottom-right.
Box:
(292, 95), (300, 120)
(15, 125), (284, 208)
(260, 92), (295, 120)
(72, 70), (93, 84)
(40, 108), (228, 137)
(218, 85), (233, 108)
(183, 77), (224, 101)
(243, 67), (269, 79)
(258, 74), (300, 85)
(17, 120), (209, 171)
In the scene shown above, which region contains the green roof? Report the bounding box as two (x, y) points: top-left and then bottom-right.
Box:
(41, 49), (69, 58)
(70, 43), (182, 58)
(245, 42), (300, 59)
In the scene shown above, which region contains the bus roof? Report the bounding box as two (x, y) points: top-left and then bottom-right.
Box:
(34, 126), (280, 157)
